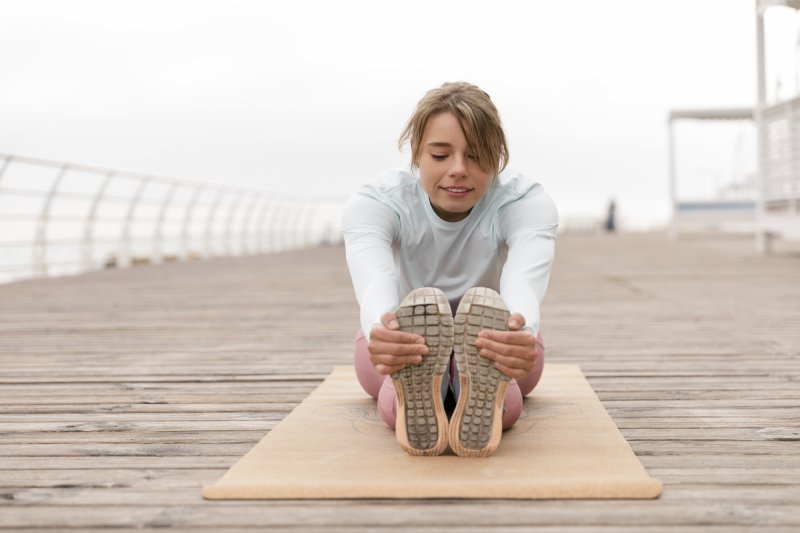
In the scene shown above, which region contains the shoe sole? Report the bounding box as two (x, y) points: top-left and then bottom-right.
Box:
(450, 287), (510, 458)
(391, 287), (453, 456)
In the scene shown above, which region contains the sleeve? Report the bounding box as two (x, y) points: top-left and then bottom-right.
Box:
(497, 187), (558, 336)
(341, 191), (403, 341)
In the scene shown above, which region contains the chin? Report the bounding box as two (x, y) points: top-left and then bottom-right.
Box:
(444, 205), (473, 218)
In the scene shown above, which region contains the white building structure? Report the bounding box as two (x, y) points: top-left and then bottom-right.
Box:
(755, 0), (800, 252)
(667, 108), (756, 237)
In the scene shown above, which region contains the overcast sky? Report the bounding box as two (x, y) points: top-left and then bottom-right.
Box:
(1, 0), (798, 228)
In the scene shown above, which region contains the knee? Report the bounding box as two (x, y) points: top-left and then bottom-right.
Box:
(377, 376), (397, 429)
(353, 329), (382, 399)
(502, 380), (523, 430)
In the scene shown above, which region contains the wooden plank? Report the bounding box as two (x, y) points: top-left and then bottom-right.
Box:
(0, 234), (798, 530)
(0, 502), (799, 528)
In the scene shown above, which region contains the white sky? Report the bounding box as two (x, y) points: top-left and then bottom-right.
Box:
(1, 0), (798, 229)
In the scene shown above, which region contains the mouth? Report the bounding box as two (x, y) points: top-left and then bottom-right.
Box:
(440, 186), (473, 195)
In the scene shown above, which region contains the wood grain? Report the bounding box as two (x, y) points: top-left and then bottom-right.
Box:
(0, 234), (798, 530)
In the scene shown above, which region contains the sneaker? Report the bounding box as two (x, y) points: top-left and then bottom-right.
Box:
(449, 287), (511, 457)
(391, 287), (454, 456)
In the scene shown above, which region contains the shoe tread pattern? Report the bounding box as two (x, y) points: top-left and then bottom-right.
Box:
(391, 287), (454, 451)
(454, 287), (510, 450)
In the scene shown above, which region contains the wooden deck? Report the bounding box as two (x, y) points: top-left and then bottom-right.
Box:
(1, 232), (798, 531)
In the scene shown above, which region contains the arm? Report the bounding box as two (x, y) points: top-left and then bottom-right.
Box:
(341, 192), (401, 339)
(341, 193), (427, 374)
(475, 186), (558, 380)
(498, 187), (558, 336)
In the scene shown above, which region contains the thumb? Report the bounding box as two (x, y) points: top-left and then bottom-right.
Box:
(382, 311), (399, 330)
(508, 313), (525, 331)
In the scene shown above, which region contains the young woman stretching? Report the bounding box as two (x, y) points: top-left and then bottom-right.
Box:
(342, 82), (557, 457)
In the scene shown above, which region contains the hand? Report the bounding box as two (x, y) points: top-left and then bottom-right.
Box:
(474, 313), (538, 379)
(367, 311), (429, 375)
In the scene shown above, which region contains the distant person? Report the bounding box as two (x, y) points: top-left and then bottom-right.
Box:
(605, 198), (616, 233)
(342, 82), (558, 457)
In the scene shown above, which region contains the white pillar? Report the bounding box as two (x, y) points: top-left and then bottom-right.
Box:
(667, 118), (678, 240)
(755, 7), (771, 254)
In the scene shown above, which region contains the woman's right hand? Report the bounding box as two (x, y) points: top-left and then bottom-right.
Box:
(367, 311), (429, 375)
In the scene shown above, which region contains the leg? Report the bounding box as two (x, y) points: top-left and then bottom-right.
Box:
(353, 329), (385, 400)
(450, 358), (525, 429)
(356, 328), (452, 432)
(501, 380), (523, 429)
(449, 329), (545, 431)
(516, 332), (545, 396)
(501, 333), (544, 430)
(377, 376), (398, 429)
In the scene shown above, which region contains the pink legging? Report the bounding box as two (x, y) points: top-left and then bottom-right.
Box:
(353, 329), (545, 430)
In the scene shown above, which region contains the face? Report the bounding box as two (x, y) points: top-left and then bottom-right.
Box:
(416, 111), (493, 222)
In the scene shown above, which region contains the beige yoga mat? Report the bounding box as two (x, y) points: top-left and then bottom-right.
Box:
(203, 364), (662, 499)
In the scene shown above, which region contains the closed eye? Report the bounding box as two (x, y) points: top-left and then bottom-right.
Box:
(431, 154), (447, 161)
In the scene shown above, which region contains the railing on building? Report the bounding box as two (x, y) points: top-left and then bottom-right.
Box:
(757, 94), (800, 247)
(755, 0), (800, 253)
(0, 153), (344, 284)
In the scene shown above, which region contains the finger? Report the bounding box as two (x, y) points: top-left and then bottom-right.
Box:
(479, 347), (534, 371)
(493, 361), (528, 380)
(474, 336), (531, 358)
(508, 313), (525, 331)
(477, 328), (536, 347)
(370, 353), (423, 367)
(370, 325), (427, 346)
(375, 363), (406, 375)
(368, 339), (428, 357)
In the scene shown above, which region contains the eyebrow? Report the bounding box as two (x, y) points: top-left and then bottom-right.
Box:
(426, 142), (452, 148)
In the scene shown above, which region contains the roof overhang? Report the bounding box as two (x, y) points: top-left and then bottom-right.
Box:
(668, 108), (754, 124)
(758, 0), (800, 14)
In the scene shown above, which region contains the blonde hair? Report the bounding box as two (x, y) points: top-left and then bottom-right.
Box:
(399, 81), (509, 175)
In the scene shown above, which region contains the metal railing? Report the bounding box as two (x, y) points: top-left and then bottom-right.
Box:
(759, 94), (800, 204)
(756, 93), (800, 249)
(0, 153), (345, 284)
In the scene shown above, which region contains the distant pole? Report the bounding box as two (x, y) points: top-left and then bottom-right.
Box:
(667, 117), (678, 240)
(755, 5), (769, 254)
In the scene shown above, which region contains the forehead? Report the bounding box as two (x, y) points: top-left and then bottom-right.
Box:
(421, 112), (469, 146)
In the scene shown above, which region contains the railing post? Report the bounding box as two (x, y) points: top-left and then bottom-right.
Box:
(254, 196), (277, 253)
(204, 187), (228, 258)
(33, 165), (69, 277)
(153, 182), (178, 265)
(301, 202), (318, 248)
(265, 196), (286, 252)
(82, 171), (114, 271)
(239, 194), (262, 255)
(119, 177), (150, 268)
(274, 198), (295, 251)
(0, 155), (12, 185)
(285, 198), (306, 250)
(181, 186), (203, 260)
(224, 191), (244, 257)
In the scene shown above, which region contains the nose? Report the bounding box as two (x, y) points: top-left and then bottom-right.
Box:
(448, 154), (467, 178)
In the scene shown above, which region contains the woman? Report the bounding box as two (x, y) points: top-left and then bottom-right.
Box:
(342, 82), (557, 457)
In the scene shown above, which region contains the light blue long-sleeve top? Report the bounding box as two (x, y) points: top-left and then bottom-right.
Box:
(341, 166), (558, 341)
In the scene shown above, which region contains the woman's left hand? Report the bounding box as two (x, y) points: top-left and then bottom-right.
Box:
(474, 313), (537, 379)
